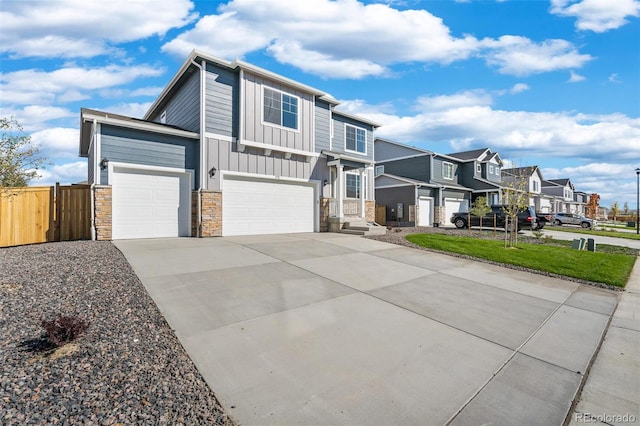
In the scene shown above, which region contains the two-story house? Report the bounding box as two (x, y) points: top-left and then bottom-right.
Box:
(374, 138), (477, 227)
(79, 50), (380, 239)
(541, 178), (577, 213)
(501, 166), (555, 213)
(446, 148), (504, 206)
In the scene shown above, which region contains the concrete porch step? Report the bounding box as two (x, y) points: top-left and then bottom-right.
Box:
(341, 221), (387, 236)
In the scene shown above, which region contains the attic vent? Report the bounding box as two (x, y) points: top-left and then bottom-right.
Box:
(160, 111), (167, 124)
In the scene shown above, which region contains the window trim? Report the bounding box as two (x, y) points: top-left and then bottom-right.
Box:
(489, 165), (494, 174)
(345, 172), (367, 199)
(375, 165), (384, 176)
(442, 162), (454, 180)
(344, 124), (367, 155)
(476, 163), (481, 173)
(261, 86), (300, 132)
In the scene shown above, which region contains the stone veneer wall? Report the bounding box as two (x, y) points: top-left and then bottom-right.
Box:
(94, 185), (112, 240)
(319, 198), (330, 232)
(434, 205), (446, 226)
(365, 200), (375, 223)
(192, 191), (222, 237)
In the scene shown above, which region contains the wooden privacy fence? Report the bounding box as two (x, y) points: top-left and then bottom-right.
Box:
(0, 184), (91, 248)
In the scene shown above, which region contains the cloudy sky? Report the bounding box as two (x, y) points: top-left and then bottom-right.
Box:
(1, 0), (638, 208)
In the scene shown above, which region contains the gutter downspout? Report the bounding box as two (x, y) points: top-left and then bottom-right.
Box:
(191, 59), (206, 237)
(90, 119), (97, 240)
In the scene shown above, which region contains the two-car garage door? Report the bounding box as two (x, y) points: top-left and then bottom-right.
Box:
(222, 175), (316, 236)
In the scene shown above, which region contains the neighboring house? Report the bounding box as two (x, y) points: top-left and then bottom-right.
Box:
(502, 166), (554, 213)
(541, 178), (577, 213)
(79, 50), (380, 239)
(573, 191), (588, 215)
(374, 138), (477, 227)
(446, 148), (503, 206)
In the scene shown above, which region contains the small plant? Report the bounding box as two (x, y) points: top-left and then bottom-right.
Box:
(41, 314), (89, 347)
(532, 228), (544, 240)
(543, 234), (554, 242)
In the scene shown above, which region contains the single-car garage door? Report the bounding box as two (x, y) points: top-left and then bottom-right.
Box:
(112, 165), (192, 239)
(222, 175), (316, 236)
(444, 198), (468, 224)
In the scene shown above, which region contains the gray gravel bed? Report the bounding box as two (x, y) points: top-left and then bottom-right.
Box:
(0, 241), (233, 425)
(368, 226), (625, 291)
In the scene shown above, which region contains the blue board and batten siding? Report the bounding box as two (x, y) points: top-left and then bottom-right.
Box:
(205, 64), (238, 138)
(99, 125), (199, 186)
(314, 101), (331, 153)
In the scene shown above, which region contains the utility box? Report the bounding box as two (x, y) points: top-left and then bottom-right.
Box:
(587, 238), (596, 252)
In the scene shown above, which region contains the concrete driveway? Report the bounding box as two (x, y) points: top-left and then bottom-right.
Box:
(115, 233), (619, 426)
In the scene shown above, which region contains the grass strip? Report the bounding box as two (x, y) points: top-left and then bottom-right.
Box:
(550, 226), (640, 241)
(406, 233), (636, 287)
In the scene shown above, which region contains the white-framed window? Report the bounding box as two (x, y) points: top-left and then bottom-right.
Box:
(345, 124), (366, 154)
(476, 163), (481, 173)
(442, 162), (454, 180)
(263, 87), (298, 130)
(346, 173), (367, 198)
(375, 165), (384, 176)
(533, 180), (539, 192)
(489, 165), (494, 174)
(495, 166), (500, 175)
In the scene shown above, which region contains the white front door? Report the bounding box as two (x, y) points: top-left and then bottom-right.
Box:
(222, 175), (316, 236)
(418, 197), (432, 227)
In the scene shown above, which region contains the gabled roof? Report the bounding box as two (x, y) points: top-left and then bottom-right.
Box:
(374, 138), (433, 155)
(144, 49), (377, 128)
(447, 148), (491, 161)
(546, 178), (571, 186)
(375, 173), (435, 188)
(502, 165), (543, 180)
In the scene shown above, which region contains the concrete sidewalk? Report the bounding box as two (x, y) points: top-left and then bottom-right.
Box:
(115, 233), (624, 425)
(568, 258), (640, 425)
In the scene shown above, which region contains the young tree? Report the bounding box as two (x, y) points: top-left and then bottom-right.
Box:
(610, 202), (620, 223)
(470, 196), (491, 231)
(501, 170), (531, 247)
(586, 193), (600, 219)
(0, 117), (47, 188)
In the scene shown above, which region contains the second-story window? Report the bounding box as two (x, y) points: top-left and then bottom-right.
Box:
(345, 124), (366, 154)
(264, 87), (298, 130)
(443, 162), (454, 180)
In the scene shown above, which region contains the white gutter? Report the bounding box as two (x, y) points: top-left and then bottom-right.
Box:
(239, 69), (245, 143)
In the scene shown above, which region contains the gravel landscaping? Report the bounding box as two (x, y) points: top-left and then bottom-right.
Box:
(0, 241), (233, 425)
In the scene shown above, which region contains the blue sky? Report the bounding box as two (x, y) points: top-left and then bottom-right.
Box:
(1, 0), (639, 208)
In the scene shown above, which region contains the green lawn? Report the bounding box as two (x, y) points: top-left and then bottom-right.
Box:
(406, 233), (636, 287)
(550, 226), (640, 240)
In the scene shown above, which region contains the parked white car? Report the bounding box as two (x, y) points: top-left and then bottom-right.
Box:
(552, 213), (596, 229)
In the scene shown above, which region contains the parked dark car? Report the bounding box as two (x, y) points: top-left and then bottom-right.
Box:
(552, 212), (596, 229)
(450, 205), (537, 230)
(535, 213), (552, 229)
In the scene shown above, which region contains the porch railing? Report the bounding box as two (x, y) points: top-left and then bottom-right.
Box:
(327, 198), (361, 217)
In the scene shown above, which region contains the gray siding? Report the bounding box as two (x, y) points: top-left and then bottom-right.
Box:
(205, 64), (238, 138)
(382, 156), (430, 182)
(432, 157), (461, 185)
(417, 187), (437, 198)
(242, 72), (314, 152)
(151, 71), (200, 133)
(206, 137), (318, 191)
(331, 114), (374, 161)
(314, 101), (331, 153)
(375, 139), (425, 162)
(375, 186), (415, 222)
(459, 163), (475, 188)
(99, 125), (199, 186)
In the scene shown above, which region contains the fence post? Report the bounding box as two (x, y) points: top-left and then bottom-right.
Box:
(55, 182), (61, 241)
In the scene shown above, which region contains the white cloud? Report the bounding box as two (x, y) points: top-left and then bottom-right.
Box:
(33, 161), (88, 186)
(162, 0), (588, 78)
(105, 102), (154, 119)
(569, 70), (586, 82)
(30, 128), (80, 158)
(550, 0), (640, 33)
(1, 65), (164, 106)
(608, 73), (622, 83)
(1, 106), (76, 132)
(481, 36), (593, 76)
(510, 83), (530, 94)
(0, 0), (197, 58)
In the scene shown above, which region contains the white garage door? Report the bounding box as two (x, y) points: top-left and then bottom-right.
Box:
(112, 166), (191, 239)
(223, 176), (315, 236)
(418, 197), (432, 227)
(444, 198), (468, 224)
